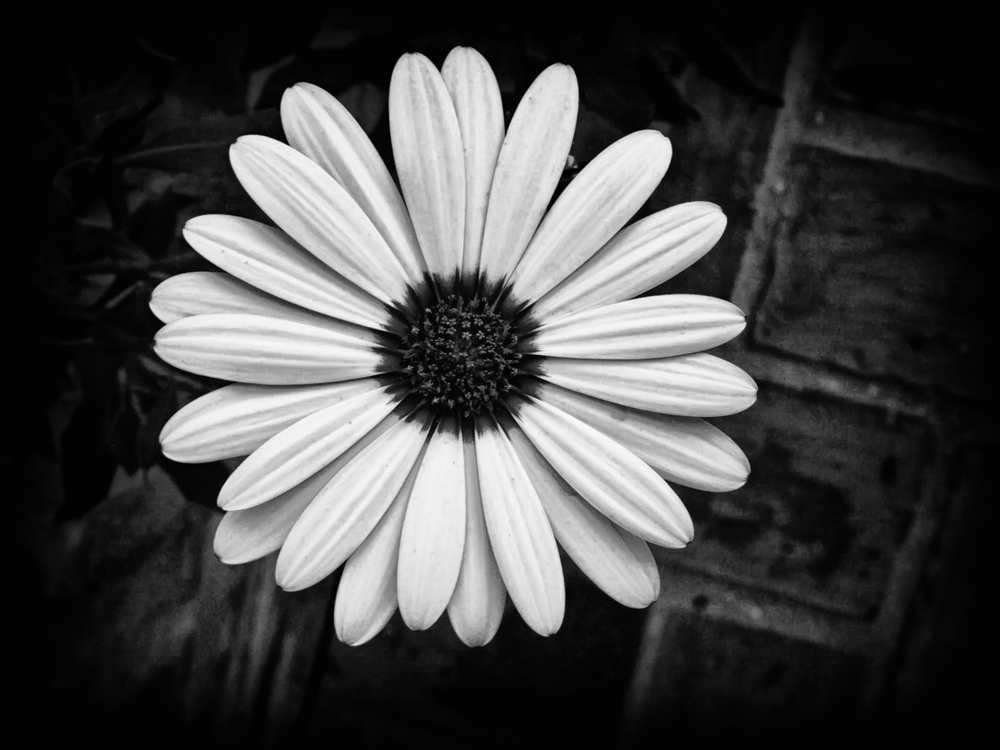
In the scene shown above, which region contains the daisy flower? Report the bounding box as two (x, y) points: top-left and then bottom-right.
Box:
(151, 47), (755, 647)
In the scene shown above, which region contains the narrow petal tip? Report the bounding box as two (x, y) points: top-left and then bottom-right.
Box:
(335, 618), (384, 647)
(453, 625), (499, 648)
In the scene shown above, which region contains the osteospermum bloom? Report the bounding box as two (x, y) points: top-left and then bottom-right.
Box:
(151, 47), (755, 647)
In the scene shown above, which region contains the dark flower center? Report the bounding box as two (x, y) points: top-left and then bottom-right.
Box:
(401, 295), (522, 416)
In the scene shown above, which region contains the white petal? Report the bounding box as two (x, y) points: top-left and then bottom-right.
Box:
(447, 434), (506, 647)
(532, 202), (727, 322)
(475, 418), (564, 636)
(213, 411), (400, 564)
(150, 272), (379, 339)
(160, 379), (381, 463)
(334, 459), (420, 646)
(441, 47), (505, 283)
(281, 83), (426, 285)
(150, 273), (253, 324)
(536, 353), (757, 417)
(478, 64), (578, 290)
(534, 381), (750, 492)
(390, 53), (465, 285)
(506, 423), (659, 608)
(506, 131), (672, 307)
(510, 394), (692, 548)
(229, 136), (411, 308)
(397, 419), (466, 630)
(218, 385), (401, 510)
(182, 215), (392, 331)
(527, 295), (746, 359)
(154, 313), (391, 385)
(276, 411), (432, 591)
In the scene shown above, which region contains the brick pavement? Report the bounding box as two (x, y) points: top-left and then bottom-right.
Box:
(26, 7), (996, 748)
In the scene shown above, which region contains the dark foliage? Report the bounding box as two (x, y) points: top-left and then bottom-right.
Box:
(24, 7), (780, 521)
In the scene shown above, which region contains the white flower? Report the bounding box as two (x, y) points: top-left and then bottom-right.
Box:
(151, 47), (755, 647)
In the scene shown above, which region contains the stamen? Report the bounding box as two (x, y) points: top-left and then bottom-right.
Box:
(401, 295), (522, 417)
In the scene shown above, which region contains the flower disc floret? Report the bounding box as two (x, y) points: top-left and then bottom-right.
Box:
(401, 295), (522, 416)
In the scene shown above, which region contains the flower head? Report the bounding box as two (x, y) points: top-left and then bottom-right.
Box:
(152, 47), (755, 646)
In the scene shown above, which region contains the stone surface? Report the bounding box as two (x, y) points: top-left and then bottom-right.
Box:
(646, 5), (799, 302)
(26, 6), (998, 746)
(884, 443), (995, 741)
(816, 11), (993, 130)
(657, 384), (931, 618)
(306, 561), (648, 748)
(622, 597), (868, 746)
(753, 146), (995, 401)
(34, 467), (332, 746)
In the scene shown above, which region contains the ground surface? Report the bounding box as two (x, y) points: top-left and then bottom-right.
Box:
(20, 6), (996, 748)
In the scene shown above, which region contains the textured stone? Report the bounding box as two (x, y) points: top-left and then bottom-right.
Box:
(38, 467), (332, 746)
(885, 443), (995, 741)
(817, 11), (993, 130)
(306, 561), (648, 747)
(657, 384), (931, 618)
(754, 146), (995, 401)
(622, 603), (867, 745)
(645, 5), (799, 301)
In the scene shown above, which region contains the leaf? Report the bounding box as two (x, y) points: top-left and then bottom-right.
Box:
(241, 8), (328, 72)
(638, 47), (702, 125)
(56, 399), (119, 524)
(65, 224), (147, 266)
(127, 187), (195, 259)
(158, 456), (230, 512)
(114, 110), (282, 175)
(336, 82), (388, 134)
(673, 8), (784, 108)
(136, 390), (177, 471)
(91, 97), (163, 158)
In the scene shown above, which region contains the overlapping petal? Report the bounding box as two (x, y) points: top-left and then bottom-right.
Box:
(475, 419), (564, 636)
(154, 313), (391, 385)
(510, 394), (693, 547)
(506, 423), (659, 608)
(441, 47), (505, 283)
(150, 272), (379, 338)
(334, 459), (419, 646)
(534, 382), (750, 492)
(182, 215), (393, 331)
(478, 64), (578, 290)
(213, 413), (399, 564)
(390, 53), (466, 285)
(527, 294), (746, 359)
(281, 83), (426, 284)
(447, 434), (506, 647)
(505, 130), (672, 308)
(161, 379), (381, 463)
(397, 418), (466, 630)
(536, 353), (757, 417)
(218, 385), (401, 510)
(276, 410), (433, 592)
(229, 135), (411, 307)
(532, 202), (727, 322)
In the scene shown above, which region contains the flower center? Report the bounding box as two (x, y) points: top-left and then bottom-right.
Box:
(401, 295), (522, 416)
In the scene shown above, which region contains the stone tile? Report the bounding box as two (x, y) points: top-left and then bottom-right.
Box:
(884, 442), (995, 741)
(36, 467), (332, 746)
(753, 146), (995, 401)
(645, 7), (800, 301)
(656, 384), (931, 618)
(799, 106), (999, 189)
(816, 11), (993, 130)
(305, 562), (648, 748)
(622, 606), (868, 745)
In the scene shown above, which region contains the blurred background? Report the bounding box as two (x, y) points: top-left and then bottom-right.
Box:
(18, 3), (996, 747)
